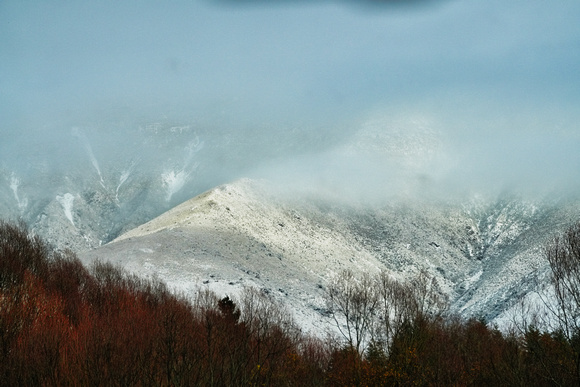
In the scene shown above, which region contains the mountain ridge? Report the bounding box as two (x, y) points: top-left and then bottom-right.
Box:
(79, 178), (580, 335)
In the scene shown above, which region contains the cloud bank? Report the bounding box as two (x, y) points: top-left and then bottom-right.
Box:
(1, 0), (579, 204)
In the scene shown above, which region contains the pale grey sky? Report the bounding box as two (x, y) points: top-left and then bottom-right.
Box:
(1, 0), (579, 200)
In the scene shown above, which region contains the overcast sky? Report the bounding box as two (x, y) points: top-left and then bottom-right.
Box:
(1, 0), (580, 201)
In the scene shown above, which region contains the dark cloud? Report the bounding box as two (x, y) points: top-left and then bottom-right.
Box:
(211, 0), (444, 6)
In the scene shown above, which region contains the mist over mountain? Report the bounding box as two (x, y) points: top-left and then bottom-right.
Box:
(2, 0), (579, 202)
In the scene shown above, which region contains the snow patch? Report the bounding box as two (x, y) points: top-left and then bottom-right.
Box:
(72, 127), (105, 188)
(493, 289), (556, 332)
(160, 137), (203, 202)
(56, 193), (75, 226)
(9, 173), (28, 211)
(116, 161), (136, 201)
(162, 169), (191, 202)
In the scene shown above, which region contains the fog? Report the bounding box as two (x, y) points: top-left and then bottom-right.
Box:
(2, 0), (580, 205)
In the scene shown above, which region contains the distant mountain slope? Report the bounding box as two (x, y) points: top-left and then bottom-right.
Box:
(0, 118), (340, 253)
(80, 179), (580, 335)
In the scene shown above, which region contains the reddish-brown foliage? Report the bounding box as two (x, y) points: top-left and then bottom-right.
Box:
(2, 220), (580, 386)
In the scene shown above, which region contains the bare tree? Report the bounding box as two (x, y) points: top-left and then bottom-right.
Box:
(375, 271), (414, 346)
(409, 269), (449, 319)
(545, 221), (580, 340)
(326, 270), (379, 354)
(544, 221), (580, 384)
(374, 269), (448, 352)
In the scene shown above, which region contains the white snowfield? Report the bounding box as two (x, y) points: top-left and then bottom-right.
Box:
(56, 193), (75, 227)
(80, 178), (580, 336)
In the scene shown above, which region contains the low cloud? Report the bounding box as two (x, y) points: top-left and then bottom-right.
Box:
(1, 0), (579, 206)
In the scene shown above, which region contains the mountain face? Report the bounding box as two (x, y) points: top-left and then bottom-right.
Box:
(2, 118), (579, 335)
(76, 178), (580, 335)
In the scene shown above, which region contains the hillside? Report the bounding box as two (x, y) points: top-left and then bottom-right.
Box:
(80, 178), (580, 335)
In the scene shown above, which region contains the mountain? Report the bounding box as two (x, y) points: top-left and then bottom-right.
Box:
(3, 116), (579, 335)
(78, 178), (580, 335)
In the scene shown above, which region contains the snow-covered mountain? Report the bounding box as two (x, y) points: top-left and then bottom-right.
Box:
(2, 116), (579, 335)
(77, 178), (580, 335)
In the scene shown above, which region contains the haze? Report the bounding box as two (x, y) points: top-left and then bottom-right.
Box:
(2, 0), (580, 204)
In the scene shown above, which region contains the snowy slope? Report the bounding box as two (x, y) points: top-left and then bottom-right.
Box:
(80, 178), (580, 335)
(81, 179), (394, 334)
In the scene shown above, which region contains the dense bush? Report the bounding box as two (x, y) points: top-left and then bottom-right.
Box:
(2, 220), (580, 386)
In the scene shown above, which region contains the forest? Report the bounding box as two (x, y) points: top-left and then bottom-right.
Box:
(1, 219), (580, 386)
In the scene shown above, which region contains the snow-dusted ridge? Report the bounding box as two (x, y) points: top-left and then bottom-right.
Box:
(94, 179), (388, 334)
(80, 178), (580, 336)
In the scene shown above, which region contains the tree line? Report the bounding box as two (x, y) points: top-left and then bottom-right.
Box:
(1, 219), (580, 386)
